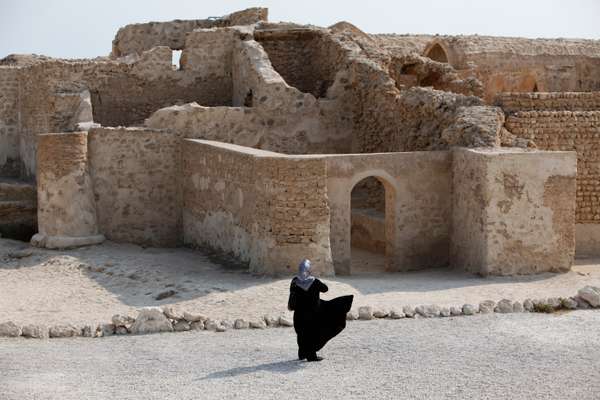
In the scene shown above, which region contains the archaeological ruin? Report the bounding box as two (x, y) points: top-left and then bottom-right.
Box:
(1, 7), (599, 276)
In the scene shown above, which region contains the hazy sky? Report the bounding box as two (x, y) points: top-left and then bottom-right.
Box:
(1, 0), (599, 59)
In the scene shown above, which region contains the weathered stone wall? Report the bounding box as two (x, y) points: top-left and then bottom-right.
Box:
(34, 132), (103, 249)
(504, 107), (600, 224)
(182, 140), (332, 275)
(110, 7), (268, 57)
(326, 151), (452, 274)
(16, 45), (234, 179)
(255, 29), (346, 98)
(147, 32), (355, 155)
(424, 36), (600, 102)
(87, 127), (182, 247)
(451, 148), (576, 275)
(0, 67), (20, 177)
(496, 92), (600, 113)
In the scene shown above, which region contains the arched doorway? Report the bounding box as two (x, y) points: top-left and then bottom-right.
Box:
(425, 43), (449, 63)
(350, 176), (395, 274)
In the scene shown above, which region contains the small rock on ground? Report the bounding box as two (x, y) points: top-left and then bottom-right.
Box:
(479, 300), (495, 314)
(21, 324), (48, 339)
(495, 299), (513, 313)
(191, 321), (205, 330)
(389, 309), (405, 319)
(130, 308), (173, 335)
(183, 312), (207, 323)
(249, 320), (267, 329)
(173, 321), (191, 332)
(49, 325), (80, 338)
(358, 306), (373, 320)
(0, 321), (22, 337)
(402, 306), (416, 318)
(234, 319), (249, 329)
(578, 286), (600, 307)
(462, 304), (477, 315)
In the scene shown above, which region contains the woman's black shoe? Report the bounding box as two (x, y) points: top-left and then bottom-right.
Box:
(298, 350), (307, 360)
(306, 354), (323, 362)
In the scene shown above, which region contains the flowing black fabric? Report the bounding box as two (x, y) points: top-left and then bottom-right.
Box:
(289, 277), (353, 356)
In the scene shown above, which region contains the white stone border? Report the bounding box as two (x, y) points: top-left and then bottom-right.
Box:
(1, 286), (599, 339)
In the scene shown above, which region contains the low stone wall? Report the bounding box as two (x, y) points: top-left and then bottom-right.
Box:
(182, 139), (331, 275)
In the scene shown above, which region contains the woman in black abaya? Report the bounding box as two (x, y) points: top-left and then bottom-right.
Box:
(288, 259), (354, 362)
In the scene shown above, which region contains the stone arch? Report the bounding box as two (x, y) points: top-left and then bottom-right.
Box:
(425, 43), (448, 63)
(335, 170), (398, 275)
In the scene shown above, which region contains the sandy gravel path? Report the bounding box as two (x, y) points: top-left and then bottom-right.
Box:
(1, 311), (599, 399)
(1, 238), (599, 326)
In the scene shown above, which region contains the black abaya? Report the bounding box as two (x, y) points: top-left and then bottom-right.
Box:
(289, 277), (353, 358)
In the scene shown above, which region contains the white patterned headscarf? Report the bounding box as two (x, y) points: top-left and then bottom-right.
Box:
(295, 259), (315, 291)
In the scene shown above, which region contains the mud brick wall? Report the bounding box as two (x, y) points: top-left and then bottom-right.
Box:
(506, 110), (600, 223)
(182, 140), (331, 275)
(0, 67), (20, 176)
(87, 127), (182, 246)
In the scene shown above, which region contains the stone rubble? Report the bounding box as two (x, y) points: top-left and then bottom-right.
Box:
(2, 287), (599, 340)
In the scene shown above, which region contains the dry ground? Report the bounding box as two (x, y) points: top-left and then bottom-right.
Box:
(1, 238), (599, 327)
(2, 312), (599, 399)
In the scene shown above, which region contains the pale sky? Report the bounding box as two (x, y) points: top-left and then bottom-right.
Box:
(1, 0), (599, 59)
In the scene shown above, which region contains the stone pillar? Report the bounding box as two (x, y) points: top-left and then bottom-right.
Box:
(32, 132), (104, 249)
(451, 147), (576, 275)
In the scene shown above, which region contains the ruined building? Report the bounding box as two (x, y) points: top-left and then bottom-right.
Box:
(1, 7), (599, 275)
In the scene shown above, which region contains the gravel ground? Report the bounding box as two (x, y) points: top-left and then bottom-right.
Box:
(1, 238), (599, 327)
(1, 311), (599, 400)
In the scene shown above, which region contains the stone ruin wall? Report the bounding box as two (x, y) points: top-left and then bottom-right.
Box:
(0, 67), (20, 177)
(110, 7), (268, 57)
(5, 41), (236, 179)
(375, 34), (600, 103)
(499, 92), (600, 226)
(182, 140), (331, 275)
(87, 128), (182, 247)
(146, 27), (355, 155)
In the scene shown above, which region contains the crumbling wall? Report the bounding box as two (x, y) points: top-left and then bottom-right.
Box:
(416, 36), (600, 102)
(255, 29), (346, 98)
(0, 67), (20, 177)
(147, 32), (355, 155)
(110, 7), (267, 57)
(16, 45), (234, 179)
(87, 127), (182, 246)
(389, 53), (483, 97)
(182, 139), (332, 275)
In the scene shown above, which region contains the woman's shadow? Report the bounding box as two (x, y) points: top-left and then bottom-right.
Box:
(200, 359), (305, 380)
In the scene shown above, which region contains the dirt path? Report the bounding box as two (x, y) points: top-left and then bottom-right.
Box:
(1, 238), (599, 326)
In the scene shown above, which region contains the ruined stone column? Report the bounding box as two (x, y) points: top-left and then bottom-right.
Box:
(31, 132), (104, 249)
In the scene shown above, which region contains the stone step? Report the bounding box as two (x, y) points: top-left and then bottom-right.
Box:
(0, 178), (36, 202)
